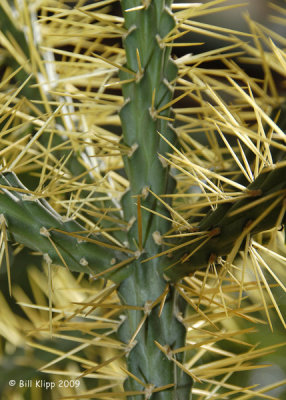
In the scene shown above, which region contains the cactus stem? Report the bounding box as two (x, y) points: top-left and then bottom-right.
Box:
(118, 4), (194, 394)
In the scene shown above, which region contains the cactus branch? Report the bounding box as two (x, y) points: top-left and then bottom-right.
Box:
(0, 172), (133, 282)
(117, 1), (192, 398)
(165, 164), (286, 281)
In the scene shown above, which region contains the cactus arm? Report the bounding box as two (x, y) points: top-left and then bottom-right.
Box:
(0, 172), (133, 281)
(117, 1), (193, 398)
(165, 165), (286, 281)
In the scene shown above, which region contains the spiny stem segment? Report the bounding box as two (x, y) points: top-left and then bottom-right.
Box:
(165, 165), (286, 282)
(0, 172), (132, 281)
(118, 1), (192, 398)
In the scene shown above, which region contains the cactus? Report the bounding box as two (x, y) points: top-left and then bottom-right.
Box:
(116, 1), (193, 398)
(0, 1), (286, 399)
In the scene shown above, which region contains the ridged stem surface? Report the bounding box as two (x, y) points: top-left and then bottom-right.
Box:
(117, 1), (192, 398)
(0, 172), (131, 280)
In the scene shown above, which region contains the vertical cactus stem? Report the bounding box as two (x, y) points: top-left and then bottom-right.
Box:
(118, 1), (192, 398)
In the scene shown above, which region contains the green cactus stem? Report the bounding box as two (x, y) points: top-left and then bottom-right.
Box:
(0, 172), (133, 281)
(164, 164), (286, 282)
(117, 1), (193, 398)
